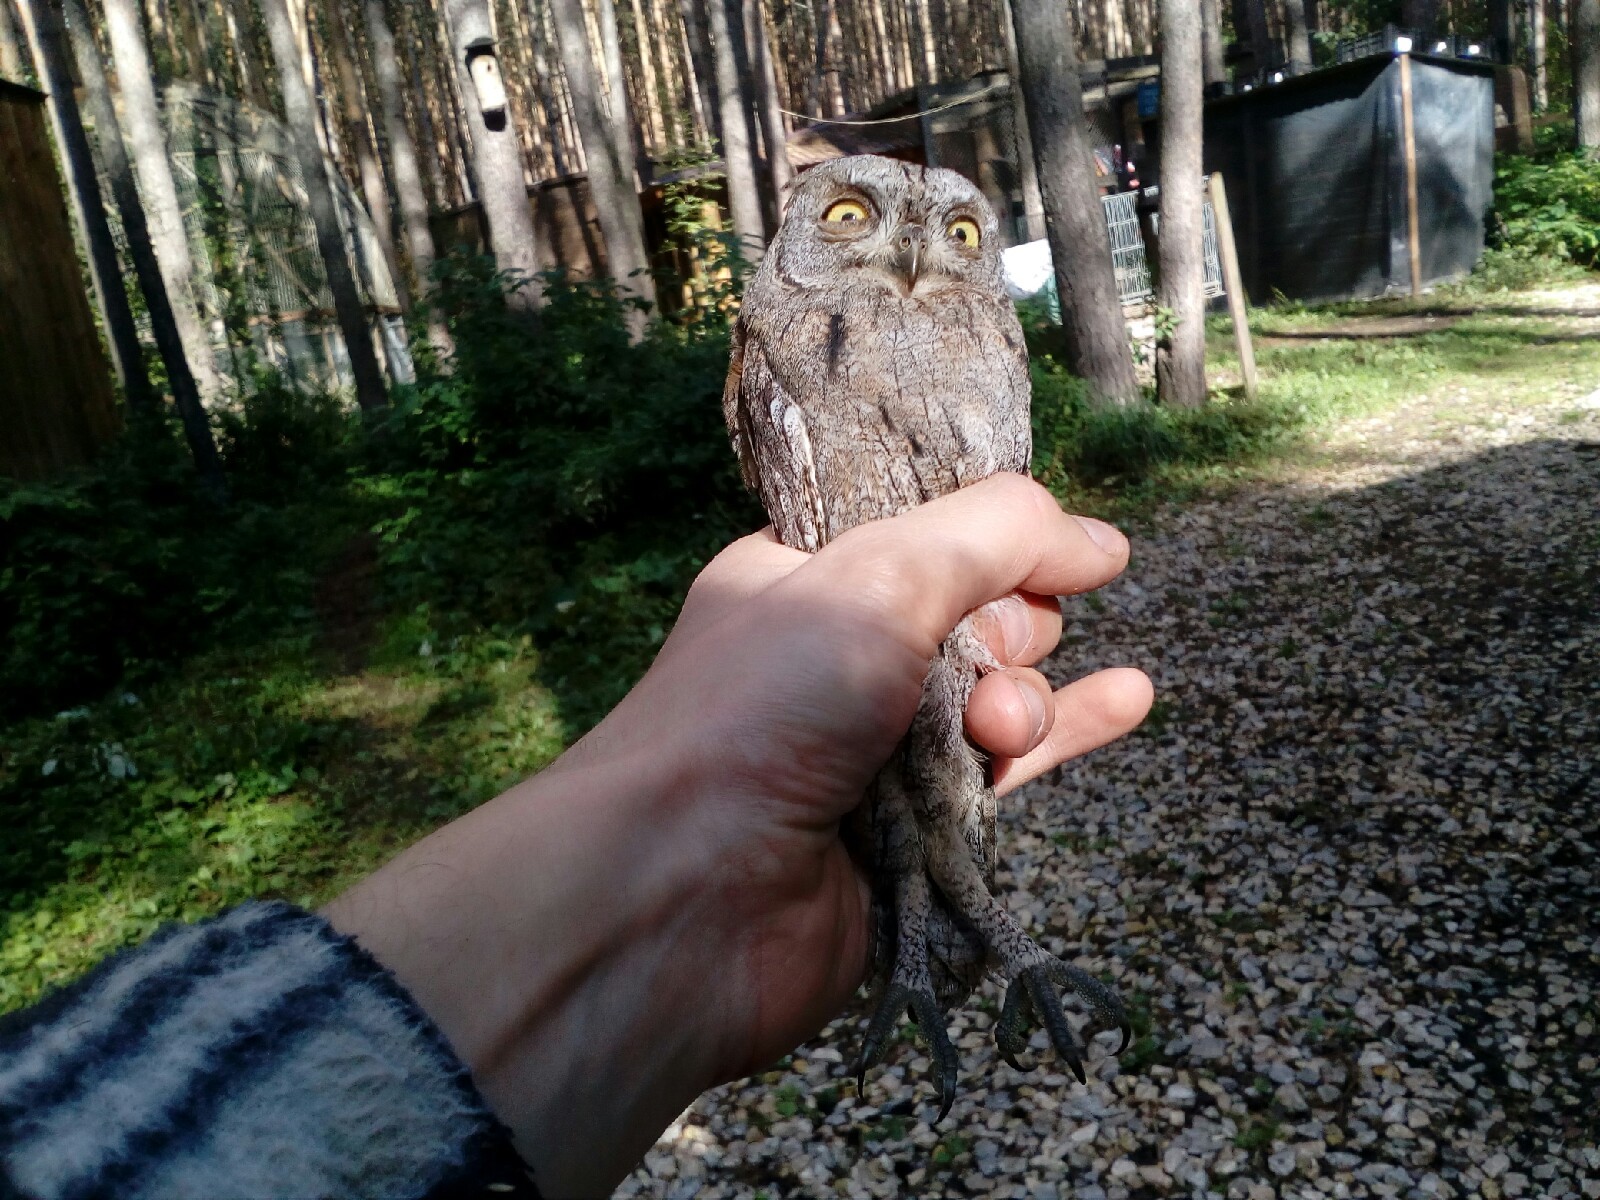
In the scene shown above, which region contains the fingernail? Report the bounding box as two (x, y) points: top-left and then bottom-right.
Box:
(1074, 515), (1125, 556)
(997, 597), (1033, 661)
(1016, 678), (1048, 746)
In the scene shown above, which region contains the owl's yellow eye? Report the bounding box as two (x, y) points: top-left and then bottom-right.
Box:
(822, 198), (870, 224)
(947, 217), (982, 247)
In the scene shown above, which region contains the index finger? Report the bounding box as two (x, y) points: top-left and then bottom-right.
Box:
(796, 474), (1129, 653)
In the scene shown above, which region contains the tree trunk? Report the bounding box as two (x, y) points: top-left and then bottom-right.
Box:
(1, 0), (28, 80)
(102, 0), (223, 400)
(912, 0), (936, 83)
(549, 0), (657, 329)
(626, 0), (666, 154)
(1402, 0), (1441, 33)
(1155, 0), (1205, 408)
(61, 0), (226, 492)
(806, 0), (835, 113)
(440, 0), (543, 313)
(16, 0), (155, 411)
(1200, 0), (1227, 90)
(260, 0), (389, 407)
(365, 0), (440, 304)
(704, 0), (764, 260)
(593, 0), (642, 176)
(1244, 0), (1272, 74)
(329, 0), (407, 310)
(1529, 0), (1548, 109)
(1490, 0), (1514, 63)
(679, 0), (720, 138)
(747, 0), (790, 221)
(1577, 0), (1600, 151)
(1009, 0), (1139, 405)
(1000, 0), (1044, 241)
(1282, 0), (1311, 71)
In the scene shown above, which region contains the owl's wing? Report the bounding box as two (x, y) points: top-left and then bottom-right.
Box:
(728, 322), (829, 552)
(722, 317), (760, 491)
(990, 303), (1035, 476)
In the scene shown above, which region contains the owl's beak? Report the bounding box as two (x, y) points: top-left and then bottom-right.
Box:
(891, 225), (927, 292)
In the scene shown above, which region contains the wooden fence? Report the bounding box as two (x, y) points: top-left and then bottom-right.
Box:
(0, 80), (118, 482)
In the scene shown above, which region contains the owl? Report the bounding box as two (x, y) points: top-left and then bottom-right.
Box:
(723, 155), (1129, 1119)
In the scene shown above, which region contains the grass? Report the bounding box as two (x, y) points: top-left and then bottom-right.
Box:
(4, 266), (1599, 1014)
(1042, 270), (1600, 525)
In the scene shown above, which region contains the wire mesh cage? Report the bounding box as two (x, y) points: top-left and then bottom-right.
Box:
(1101, 186), (1225, 309)
(92, 83), (411, 397)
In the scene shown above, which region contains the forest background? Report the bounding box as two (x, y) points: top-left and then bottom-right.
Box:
(0, 0), (1598, 1010)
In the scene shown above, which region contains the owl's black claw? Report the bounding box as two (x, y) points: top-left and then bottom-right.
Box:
(997, 960), (1130, 1083)
(1044, 958), (1132, 1054)
(1023, 964), (1086, 1083)
(854, 981), (959, 1121)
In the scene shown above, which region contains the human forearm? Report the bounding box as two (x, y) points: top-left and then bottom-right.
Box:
(322, 740), (733, 1197)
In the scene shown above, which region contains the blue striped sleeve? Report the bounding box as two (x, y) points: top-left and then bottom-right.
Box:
(0, 902), (539, 1200)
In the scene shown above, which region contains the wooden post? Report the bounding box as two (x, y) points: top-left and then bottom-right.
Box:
(1399, 52), (1423, 297)
(1207, 172), (1257, 401)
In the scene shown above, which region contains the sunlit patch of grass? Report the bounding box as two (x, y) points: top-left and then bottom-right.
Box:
(0, 620), (566, 1013)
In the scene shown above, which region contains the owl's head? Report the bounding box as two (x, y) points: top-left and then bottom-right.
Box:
(767, 156), (1003, 298)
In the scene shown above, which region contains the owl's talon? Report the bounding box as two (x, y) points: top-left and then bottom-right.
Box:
(996, 960), (1130, 1084)
(854, 981), (959, 1121)
(1044, 958), (1132, 1054)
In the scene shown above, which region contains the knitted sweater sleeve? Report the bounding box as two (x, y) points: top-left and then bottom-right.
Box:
(0, 901), (541, 1200)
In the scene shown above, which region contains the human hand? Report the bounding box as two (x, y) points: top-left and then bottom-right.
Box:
(325, 473), (1151, 1196)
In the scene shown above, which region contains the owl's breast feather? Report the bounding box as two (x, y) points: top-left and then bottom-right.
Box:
(744, 288), (1029, 533)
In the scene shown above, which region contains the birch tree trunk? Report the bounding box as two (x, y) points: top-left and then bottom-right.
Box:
(102, 0), (223, 400)
(62, 0), (226, 491)
(1155, 0), (1205, 408)
(16, 0), (155, 410)
(1009, 0), (1139, 405)
(1577, 0), (1600, 152)
(365, 0), (439, 301)
(440, 0), (543, 312)
(705, 0), (764, 260)
(1529, 0), (1548, 109)
(549, 0), (658, 328)
(1200, 0), (1227, 90)
(260, 0), (390, 407)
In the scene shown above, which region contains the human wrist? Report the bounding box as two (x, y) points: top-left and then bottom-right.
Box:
(323, 731), (726, 1195)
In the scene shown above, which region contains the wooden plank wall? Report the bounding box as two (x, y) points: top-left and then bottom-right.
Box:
(0, 81), (119, 482)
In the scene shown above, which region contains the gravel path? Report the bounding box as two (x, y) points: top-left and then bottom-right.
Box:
(620, 318), (1600, 1200)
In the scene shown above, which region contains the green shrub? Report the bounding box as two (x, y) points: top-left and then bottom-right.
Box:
(1492, 148), (1600, 267)
(1029, 357), (1303, 497)
(368, 257), (759, 726)
(0, 396), (354, 725)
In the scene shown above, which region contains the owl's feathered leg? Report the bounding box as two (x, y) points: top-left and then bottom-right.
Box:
(920, 820), (1131, 1081)
(857, 771), (953, 1120)
(908, 622), (1130, 1086)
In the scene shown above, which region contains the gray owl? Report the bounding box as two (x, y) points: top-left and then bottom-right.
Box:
(723, 155), (1129, 1119)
